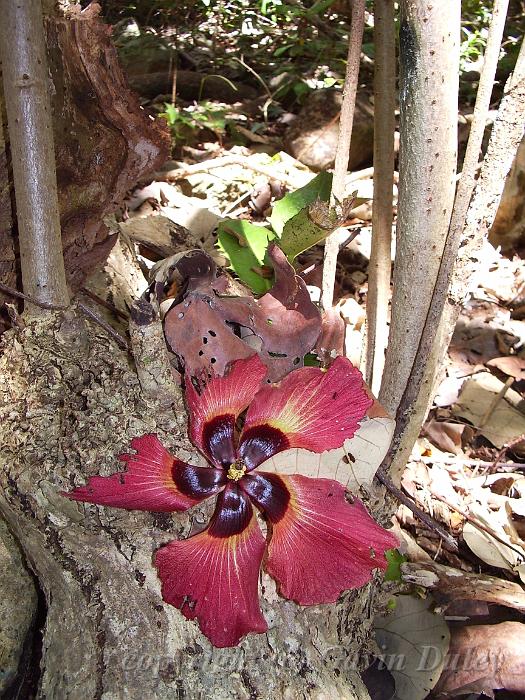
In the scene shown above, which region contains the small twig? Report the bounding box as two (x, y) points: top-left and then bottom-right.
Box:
(365, 0), (396, 394)
(348, 166), (375, 182)
(375, 466), (458, 551)
(296, 229), (361, 279)
(430, 489), (525, 562)
(0, 281), (68, 310)
(79, 287), (128, 320)
(491, 433), (525, 472)
(163, 155), (299, 189)
(232, 55), (272, 100)
(321, 0), (366, 310)
(76, 302), (130, 351)
(418, 455), (525, 471)
(170, 43), (178, 105)
(221, 191), (251, 217)
(478, 375), (514, 428)
(337, 227), (362, 250)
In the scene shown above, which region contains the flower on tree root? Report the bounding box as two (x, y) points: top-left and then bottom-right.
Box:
(65, 355), (398, 648)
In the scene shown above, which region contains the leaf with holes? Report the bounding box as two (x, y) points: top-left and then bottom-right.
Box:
(159, 246), (322, 381)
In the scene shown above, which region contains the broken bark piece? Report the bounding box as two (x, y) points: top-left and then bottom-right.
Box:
(402, 560), (525, 613)
(120, 216), (199, 262)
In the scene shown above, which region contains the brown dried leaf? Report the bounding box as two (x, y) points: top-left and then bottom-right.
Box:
(452, 371), (525, 451)
(487, 355), (525, 380)
(423, 419), (467, 455)
(316, 308), (345, 363)
(434, 622), (525, 697)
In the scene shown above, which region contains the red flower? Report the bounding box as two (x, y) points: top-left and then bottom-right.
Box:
(65, 355), (398, 647)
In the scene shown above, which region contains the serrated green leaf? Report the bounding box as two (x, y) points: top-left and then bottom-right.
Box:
(270, 172), (332, 236)
(384, 549), (407, 582)
(217, 219), (276, 294)
(279, 207), (333, 260)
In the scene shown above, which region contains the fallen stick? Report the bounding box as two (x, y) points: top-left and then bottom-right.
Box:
(402, 559), (525, 613)
(162, 155), (301, 189)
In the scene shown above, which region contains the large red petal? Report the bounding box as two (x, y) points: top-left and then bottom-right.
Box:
(245, 472), (398, 605)
(155, 484), (267, 647)
(186, 354), (267, 467)
(64, 434), (225, 512)
(239, 356), (373, 469)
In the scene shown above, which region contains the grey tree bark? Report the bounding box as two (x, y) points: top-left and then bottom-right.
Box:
(380, 0), (519, 483)
(0, 0), (69, 312)
(379, 0), (460, 416)
(0, 518), (37, 694)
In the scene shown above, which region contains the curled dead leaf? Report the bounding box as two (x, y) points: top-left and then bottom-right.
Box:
(149, 245), (321, 381)
(434, 622), (525, 697)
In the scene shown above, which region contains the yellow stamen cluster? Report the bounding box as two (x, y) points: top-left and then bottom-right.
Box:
(227, 460), (247, 481)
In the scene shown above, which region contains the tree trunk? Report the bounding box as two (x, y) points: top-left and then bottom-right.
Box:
(379, 0), (460, 416)
(0, 518), (37, 695)
(0, 311), (382, 698)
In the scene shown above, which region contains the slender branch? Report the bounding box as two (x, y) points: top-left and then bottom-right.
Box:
(0, 0), (69, 312)
(321, 0), (366, 310)
(0, 281), (68, 311)
(430, 490), (525, 562)
(379, 1), (460, 415)
(79, 287), (128, 320)
(76, 302), (130, 351)
(417, 455), (525, 471)
(0, 282), (129, 350)
(365, 0), (396, 394)
(375, 467), (458, 550)
(490, 433), (525, 472)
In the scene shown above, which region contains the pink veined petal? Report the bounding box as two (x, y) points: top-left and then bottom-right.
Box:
(155, 484), (268, 648)
(63, 433), (225, 512)
(244, 472), (398, 605)
(239, 356), (373, 469)
(186, 354), (268, 468)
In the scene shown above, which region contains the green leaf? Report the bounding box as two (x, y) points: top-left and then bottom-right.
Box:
(384, 549), (407, 582)
(270, 172), (332, 235)
(303, 352), (321, 367)
(217, 220), (276, 295)
(274, 44), (294, 57)
(279, 207), (332, 260)
(308, 0), (336, 16)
